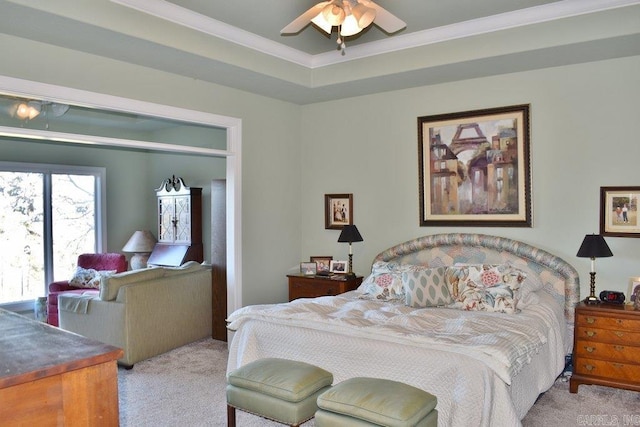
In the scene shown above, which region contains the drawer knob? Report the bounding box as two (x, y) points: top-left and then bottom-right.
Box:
(586, 317), (595, 324)
(584, 364), (595, 371)
(614, 331), (625, 338)
(613, 363), (624, 369)
(584, 346), (595, 353)
(586, 331), (596, 337)
(614, 345), (625, 351)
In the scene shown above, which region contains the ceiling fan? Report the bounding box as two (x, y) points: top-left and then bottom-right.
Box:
(281, 0), (406, 52)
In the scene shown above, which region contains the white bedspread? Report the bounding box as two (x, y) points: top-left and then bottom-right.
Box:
(227, 291), (567, 427)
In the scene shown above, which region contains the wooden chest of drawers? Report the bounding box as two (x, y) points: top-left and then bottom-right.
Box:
(570, 302), (640, 393)
(288, 274), (363, 301)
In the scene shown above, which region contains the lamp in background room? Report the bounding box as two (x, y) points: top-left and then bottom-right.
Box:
(122, 230), (157, 270)
(338, 224), (363, 277)
(576, 234), (613, 304)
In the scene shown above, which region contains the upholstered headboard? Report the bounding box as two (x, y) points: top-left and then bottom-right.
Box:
(374, 233), (580, 329)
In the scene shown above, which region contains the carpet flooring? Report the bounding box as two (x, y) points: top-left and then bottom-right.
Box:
(118, 338), (639, 426)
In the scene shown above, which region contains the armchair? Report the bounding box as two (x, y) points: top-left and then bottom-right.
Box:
(47, 253), (127, 326)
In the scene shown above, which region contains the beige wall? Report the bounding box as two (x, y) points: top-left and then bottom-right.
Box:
(0, 34), (302, 306)
(1, 31), (639, 305)
(299, 56), (640, 299)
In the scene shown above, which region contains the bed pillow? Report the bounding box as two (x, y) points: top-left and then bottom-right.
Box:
(445, 264), (526, 314)
(358, 271), (405, 301)
(358, 261), (429, 301)
(69, 267), (116, 289)
(403, 267), (451, 307)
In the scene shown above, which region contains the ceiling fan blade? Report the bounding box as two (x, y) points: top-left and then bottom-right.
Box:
(363, 1), (406, 34)
(281, 2), (331, 34)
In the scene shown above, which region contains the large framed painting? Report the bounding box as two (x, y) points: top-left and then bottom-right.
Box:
(418, 104), (531, 227)
(600, 186), (640, 237)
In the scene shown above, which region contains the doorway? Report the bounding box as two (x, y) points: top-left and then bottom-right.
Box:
(0, 76), (243, 329)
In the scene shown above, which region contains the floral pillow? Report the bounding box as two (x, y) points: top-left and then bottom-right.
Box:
(69, 267), (116, 289)
(445, 264), (526, 314)
(403, 267), (451, 307)
(358, 261), (428, 301)
(358, 271), (405, 301)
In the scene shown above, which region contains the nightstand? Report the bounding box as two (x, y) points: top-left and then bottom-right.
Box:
(287, 274), (363, 301)
(570, 302), (640, 393)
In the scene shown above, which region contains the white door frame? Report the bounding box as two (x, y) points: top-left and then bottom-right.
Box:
(0, 75), (243, 316)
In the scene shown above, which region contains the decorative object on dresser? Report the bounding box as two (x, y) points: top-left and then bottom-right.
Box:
(300, 262), (317, 276)
(338, 224), (363, 277)
(122, 230), (157, 269)
(570, 303), (640, 393)
(628, 277), (640, 305)
(310, 256), (333, 275)
(576, 234), (613, 304)
(148, 175), (203, 267)
(329, 260), (347, 274)
(325, 193), (353, 229)
(287, 274), (363, 301)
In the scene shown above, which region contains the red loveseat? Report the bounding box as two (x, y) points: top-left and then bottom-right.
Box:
(47, 253), (127, 326)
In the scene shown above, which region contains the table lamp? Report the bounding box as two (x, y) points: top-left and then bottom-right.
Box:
(338, 225), (363, 277)
(122, 230), (157, 270)
(576, 234), (613, 304)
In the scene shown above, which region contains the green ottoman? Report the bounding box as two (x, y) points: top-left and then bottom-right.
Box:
(315, 377), (438, 427)
(226, 358), (333, 427)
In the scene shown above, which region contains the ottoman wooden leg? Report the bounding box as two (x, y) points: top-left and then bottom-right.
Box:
(227, 404), (236, 427)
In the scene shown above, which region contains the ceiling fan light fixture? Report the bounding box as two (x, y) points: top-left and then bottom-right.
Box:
(311, 12), (333, 34)
(15, 102), (41, 120)
(351, 3), (375, 28)
(322, 1), (346, 26)
(339, 15), (364, 37)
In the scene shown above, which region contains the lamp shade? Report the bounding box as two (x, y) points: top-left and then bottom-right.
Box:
(576, 234), (613, 258)
(338, 225), (363, 243)
(351, 3), (376, 28)
(322, 1), (346, 26)
(122, 230), (157, 253)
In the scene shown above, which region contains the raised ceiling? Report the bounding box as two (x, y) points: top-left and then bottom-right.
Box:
(1, 0), (639, 104)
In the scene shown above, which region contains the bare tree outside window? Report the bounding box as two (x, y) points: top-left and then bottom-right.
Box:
(0, 169), (98, 305)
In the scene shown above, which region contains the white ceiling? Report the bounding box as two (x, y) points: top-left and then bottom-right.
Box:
(1, 0), (639, 104)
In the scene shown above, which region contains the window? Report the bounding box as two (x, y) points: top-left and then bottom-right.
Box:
(0, 162), (105, 310)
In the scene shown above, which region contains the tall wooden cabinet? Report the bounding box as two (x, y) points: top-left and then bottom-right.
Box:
(148, 176), (203, 266)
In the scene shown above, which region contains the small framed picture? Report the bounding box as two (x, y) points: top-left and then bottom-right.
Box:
(329, 260), (347, 274)
(628, 277), (640, 304)
(600, 187), (640, 237)
(310, 256), (333, 274)
(300, 262), (317, 276)
(325, 194), (353, 230)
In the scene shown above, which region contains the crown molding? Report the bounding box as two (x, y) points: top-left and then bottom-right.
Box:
(111, 0), (640, 69)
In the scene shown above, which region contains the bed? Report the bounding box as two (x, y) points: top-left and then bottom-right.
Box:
(227, 233), (580, 426)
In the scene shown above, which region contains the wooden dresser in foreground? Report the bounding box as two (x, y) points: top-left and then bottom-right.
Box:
(288, 274), (363, 301)
(570, 302), (640, 393)
(0, 308), (123, 426)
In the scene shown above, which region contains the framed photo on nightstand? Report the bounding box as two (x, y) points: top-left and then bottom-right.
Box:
(628, 277), (640, 304)
(329, 260), (347, 274)
(310, 256), (332, 274)
(300, 262), (317, 276)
